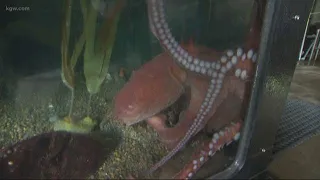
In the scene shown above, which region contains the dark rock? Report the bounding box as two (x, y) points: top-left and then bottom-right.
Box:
(0, 131), (120, 179)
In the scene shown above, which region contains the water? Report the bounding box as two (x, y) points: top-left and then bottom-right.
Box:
(0, 0), (260, 179)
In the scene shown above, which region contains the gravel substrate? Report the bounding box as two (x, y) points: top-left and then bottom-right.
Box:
(0, 73), (168, 179)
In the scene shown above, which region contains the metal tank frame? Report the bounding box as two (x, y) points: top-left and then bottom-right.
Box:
(207, 0), (314, 179)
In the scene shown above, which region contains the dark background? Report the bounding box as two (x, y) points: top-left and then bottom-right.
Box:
(0, 0), (253, 76)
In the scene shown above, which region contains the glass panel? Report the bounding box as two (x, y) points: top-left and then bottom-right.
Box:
(0, 0), (264, 179)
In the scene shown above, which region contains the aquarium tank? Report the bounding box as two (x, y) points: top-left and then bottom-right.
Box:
(0, 0), (267, 179)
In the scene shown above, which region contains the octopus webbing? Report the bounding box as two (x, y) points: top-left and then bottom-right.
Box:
(114, 0), (265, 178)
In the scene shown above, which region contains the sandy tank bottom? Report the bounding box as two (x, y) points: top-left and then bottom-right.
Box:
(0, 74), (169, 179)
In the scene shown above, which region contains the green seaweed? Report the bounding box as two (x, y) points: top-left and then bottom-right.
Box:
(53, 116), (97, 134)
(82, 0), (124, 97)
(57, 0), (123, 132)
(60, 0), (85, 118)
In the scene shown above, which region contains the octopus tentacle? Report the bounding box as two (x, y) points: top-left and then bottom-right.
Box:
(173, 122), (242, 179)
(146, 0), (221, 174)
(147, 0), (257, 78)
(145, 0), (258, 174)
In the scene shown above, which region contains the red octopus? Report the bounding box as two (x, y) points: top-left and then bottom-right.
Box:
(114, 0), (265, 179)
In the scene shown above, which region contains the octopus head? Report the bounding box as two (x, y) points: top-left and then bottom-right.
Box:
(113, 73), (177, 126)
(114, 100), (145, 126)
(114, 53), (186, 126)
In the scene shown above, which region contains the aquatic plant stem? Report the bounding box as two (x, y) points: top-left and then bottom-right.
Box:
(61, 0), (85, 121)
(68, 89), (75, 119)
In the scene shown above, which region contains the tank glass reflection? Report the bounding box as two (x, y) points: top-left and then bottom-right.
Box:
(0, 0), (263, 179)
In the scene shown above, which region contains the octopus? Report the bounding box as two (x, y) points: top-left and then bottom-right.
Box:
(114, 0), (266, 179)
